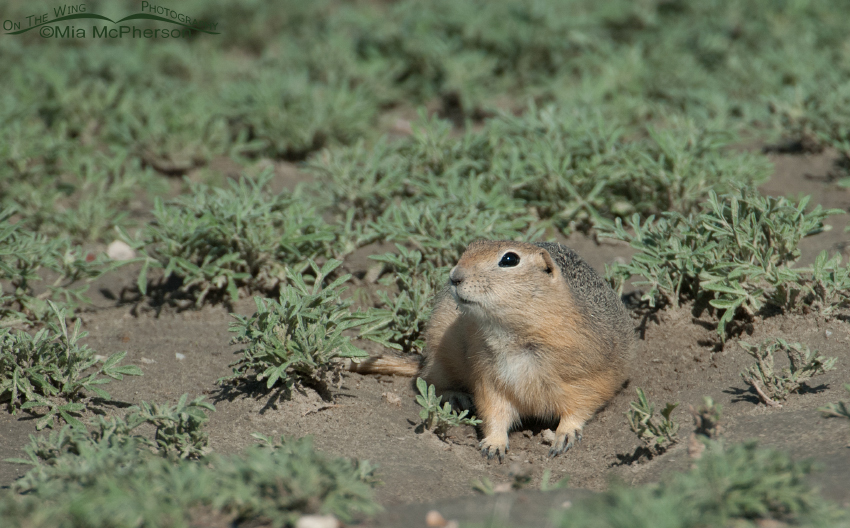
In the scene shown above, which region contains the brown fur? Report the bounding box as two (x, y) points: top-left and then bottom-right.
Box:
(347, 356), (420, 377)
(350, 240), (635, 461)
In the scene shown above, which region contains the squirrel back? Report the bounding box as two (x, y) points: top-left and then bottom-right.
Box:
(532, 241), (634, 366)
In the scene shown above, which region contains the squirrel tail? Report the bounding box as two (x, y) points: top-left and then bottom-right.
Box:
(346, 355), (420, 376)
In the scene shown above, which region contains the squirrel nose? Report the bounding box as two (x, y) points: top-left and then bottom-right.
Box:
(449, 266), (465, 286)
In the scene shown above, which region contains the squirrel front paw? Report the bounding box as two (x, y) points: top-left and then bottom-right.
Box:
(548, 429), (582, 457)
(479, 436), (509, 462)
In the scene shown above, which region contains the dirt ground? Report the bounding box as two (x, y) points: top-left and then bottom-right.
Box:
(2, 149), (850, 527)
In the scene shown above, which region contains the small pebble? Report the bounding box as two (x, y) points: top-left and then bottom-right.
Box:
(94, 354), (107, 362)
(107, 240), (136, 261)
(426, 510), (458, 528)
(426, 510), (447, 527)
(295, 514), (340, 528)
(141, 358), (155, 364)
(175, 353), (186, 360)
(541, 429), (556, 445)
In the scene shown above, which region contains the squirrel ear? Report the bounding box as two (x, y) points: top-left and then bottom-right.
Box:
(540, 250), (559, 278)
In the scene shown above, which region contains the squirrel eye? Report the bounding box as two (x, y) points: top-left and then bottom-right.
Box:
(499, 252), (520, 267)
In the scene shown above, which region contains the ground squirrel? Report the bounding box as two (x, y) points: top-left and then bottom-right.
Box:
(351, 240), (635, 461)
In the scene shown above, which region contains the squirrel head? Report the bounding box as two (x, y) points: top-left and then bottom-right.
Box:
(448, 240), (568, 326)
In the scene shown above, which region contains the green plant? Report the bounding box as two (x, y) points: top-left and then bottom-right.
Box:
(603, 187), (846, 338)
(128, 393), (216, 460)
(214, 434), (381, 525)
(0, 208), (116, 325)
(552, 440), (839, 527)
(309, 138), (409, 223)
(9, 394), (214, 474)
(471, 475), (496, 496)
(819, 383), (850, 447)
(313, 109), (770, 243)
(626, 388), (679, 455)
(486, 108), (771, 232)
(770, 78), (850, 172)
(415, 377), (482, 436)
(368, 245), (449, 352)
(740, 338), (837, 408)
(368, 177), (541, 268)
(689, 396), (723, 440)
(3, 426), (379, 528)
(223, 71), (378, 159)
(471, 467), (568, 496)
(1, 148), (167, 243)
(819, 383), (850, 421)
(134, 172), (335, 306)
(0, 302), (143, 429)
(223, 259), (393, 392)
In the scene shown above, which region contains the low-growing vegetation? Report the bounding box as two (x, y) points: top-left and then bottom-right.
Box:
(1, 402), (379, 528)
(367, 246), (449, 353)
(10, 393), (213, 470)
(819, 384), (850, 446)
(134, 172), (335, 306)
(626, 388), (679, 456)
(819, 383), (850, 422)
(127, 393), (216, 460)
(772, 78), (850, 184)
(0, 209), (116, 326)
(223, 260), (393, 393)
(0, 118), (167, 243)
(603, 187), (848, 338)
(553, 440), (843, 528)
(415, 377), (482, 437)
(740, 338), (837, 408)
(0, 303), (142, 429)
(312, 109), (770, 237)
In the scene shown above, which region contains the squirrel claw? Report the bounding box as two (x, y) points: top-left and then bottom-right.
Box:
(479, 440), (508, 463)
(548, 430), (581, 457)
(548, 443), (571, 457)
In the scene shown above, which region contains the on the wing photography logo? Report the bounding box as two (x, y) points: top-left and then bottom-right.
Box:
(3, 2), (219, 39)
